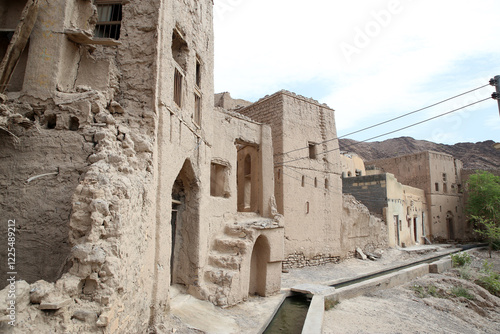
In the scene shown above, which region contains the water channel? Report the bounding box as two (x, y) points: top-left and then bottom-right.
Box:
(263, 245), (484, 333)
(263, 293), (311, 334)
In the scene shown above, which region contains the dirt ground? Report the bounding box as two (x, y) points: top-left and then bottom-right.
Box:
(323, 248), (500, 334)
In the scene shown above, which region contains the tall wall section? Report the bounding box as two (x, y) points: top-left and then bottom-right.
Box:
(426, 152), (464, 240)
(237, 93), (285, 212)
(366, 152), (432, 193)
(240, 91), (344, 267)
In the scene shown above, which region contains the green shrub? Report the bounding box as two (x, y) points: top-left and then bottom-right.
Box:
(411, 284), (444, 298)
(476, 275), (500, 297)
(427, 285), (439, 297)
(476, 260), (500, 297)
(451, 252), (472, 267)
(411, 284), (427, 298)
(450, 287), (475, 300)
(458, 267), (472, 280)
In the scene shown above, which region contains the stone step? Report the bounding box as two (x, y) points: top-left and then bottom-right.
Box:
(204, 266), (236, 287)
(208, 253), (242, 270)
(213, 238), (248, 255)
(224, 224), (251, 238)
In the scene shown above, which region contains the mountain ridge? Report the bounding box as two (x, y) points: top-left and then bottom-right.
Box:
(339, 137), (499, 170)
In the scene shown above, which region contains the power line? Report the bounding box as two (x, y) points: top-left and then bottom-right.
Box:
(276, 97), (491, 167)
(338, 84), (490, 140)
(274, 83), (491, 158)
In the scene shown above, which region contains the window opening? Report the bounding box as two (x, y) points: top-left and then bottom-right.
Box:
(0, 31), (29, 92)
(172, 28), (189, 71)
(210, 162), (229, 198)
(308, 142), (317, 159)
(69, 116), (79, 131)
(301, 175), (305, 187)
(194, 93), (201, 125)
(174, 68), (183, 107)
(195, 58), (201, 87)
(435, 183), (439, 192)
(95, 1), (123, 40)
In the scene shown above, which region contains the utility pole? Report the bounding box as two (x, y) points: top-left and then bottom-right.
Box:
(492, 76), (500, 150)
(491, 75), (500, 117)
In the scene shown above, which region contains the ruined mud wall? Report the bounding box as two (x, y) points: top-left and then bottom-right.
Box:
(340, 194), (388, 257)
(0, 102), (91, 286)
(0, 0), (164, 332)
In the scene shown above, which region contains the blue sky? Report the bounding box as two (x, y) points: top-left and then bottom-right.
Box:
(213, 0), (500, 145)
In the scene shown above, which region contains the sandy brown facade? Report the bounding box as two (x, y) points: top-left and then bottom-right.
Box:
(340, 152), (366, 178)
(237, 91), (388, 267)
(343, 172), (429, 247)
(0, 0), (283, 332)
(367, 151), (465, 241)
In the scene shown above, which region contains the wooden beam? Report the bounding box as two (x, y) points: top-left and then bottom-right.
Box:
(65, 29), (121, 46)
(0, 0), (40, 93)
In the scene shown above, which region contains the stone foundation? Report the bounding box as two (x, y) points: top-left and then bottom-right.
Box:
(282, 252), (341, 269)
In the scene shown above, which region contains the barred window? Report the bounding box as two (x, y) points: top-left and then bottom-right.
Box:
(95, 1), (123, 40)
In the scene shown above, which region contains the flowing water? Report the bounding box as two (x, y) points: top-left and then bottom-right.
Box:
(263, 293), (311, 334)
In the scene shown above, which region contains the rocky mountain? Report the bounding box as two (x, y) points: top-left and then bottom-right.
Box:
(339, 137), (500, 170)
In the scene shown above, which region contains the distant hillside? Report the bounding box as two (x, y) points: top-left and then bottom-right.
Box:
(339, 137), (500, 170)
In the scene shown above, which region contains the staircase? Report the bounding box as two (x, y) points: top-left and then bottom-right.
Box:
(204, 223), (254, 306)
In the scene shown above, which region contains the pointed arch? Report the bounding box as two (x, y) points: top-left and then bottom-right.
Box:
(170, 159), (200, 286)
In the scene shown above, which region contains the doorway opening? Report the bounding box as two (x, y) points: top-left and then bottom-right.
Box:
(170, 160), (200, 286)
(249, 235), (270, 297)
(394, 215), (400, 246)
(413, 217), (418, 243)
(446, 211), (454, 240)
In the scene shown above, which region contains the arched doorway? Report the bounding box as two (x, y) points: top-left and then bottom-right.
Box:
(249, 236), (270, 296)
(170, 160), (200, 286)
(446, 211), (454, 240)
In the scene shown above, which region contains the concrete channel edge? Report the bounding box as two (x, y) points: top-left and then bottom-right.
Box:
(300, 257), (453, 334)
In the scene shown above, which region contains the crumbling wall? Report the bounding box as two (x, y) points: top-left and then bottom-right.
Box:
(0, 0), (163, 332)
(0, 99), (91, 286)
(341, 194), (388, 257)
(214, 92), (252, 110)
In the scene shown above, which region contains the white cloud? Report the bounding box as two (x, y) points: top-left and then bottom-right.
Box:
(214, 0), (500, 143)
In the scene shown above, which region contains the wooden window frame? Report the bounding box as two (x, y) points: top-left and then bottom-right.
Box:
(174, 67), (183, 108)
(94, 1), (123, 40)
